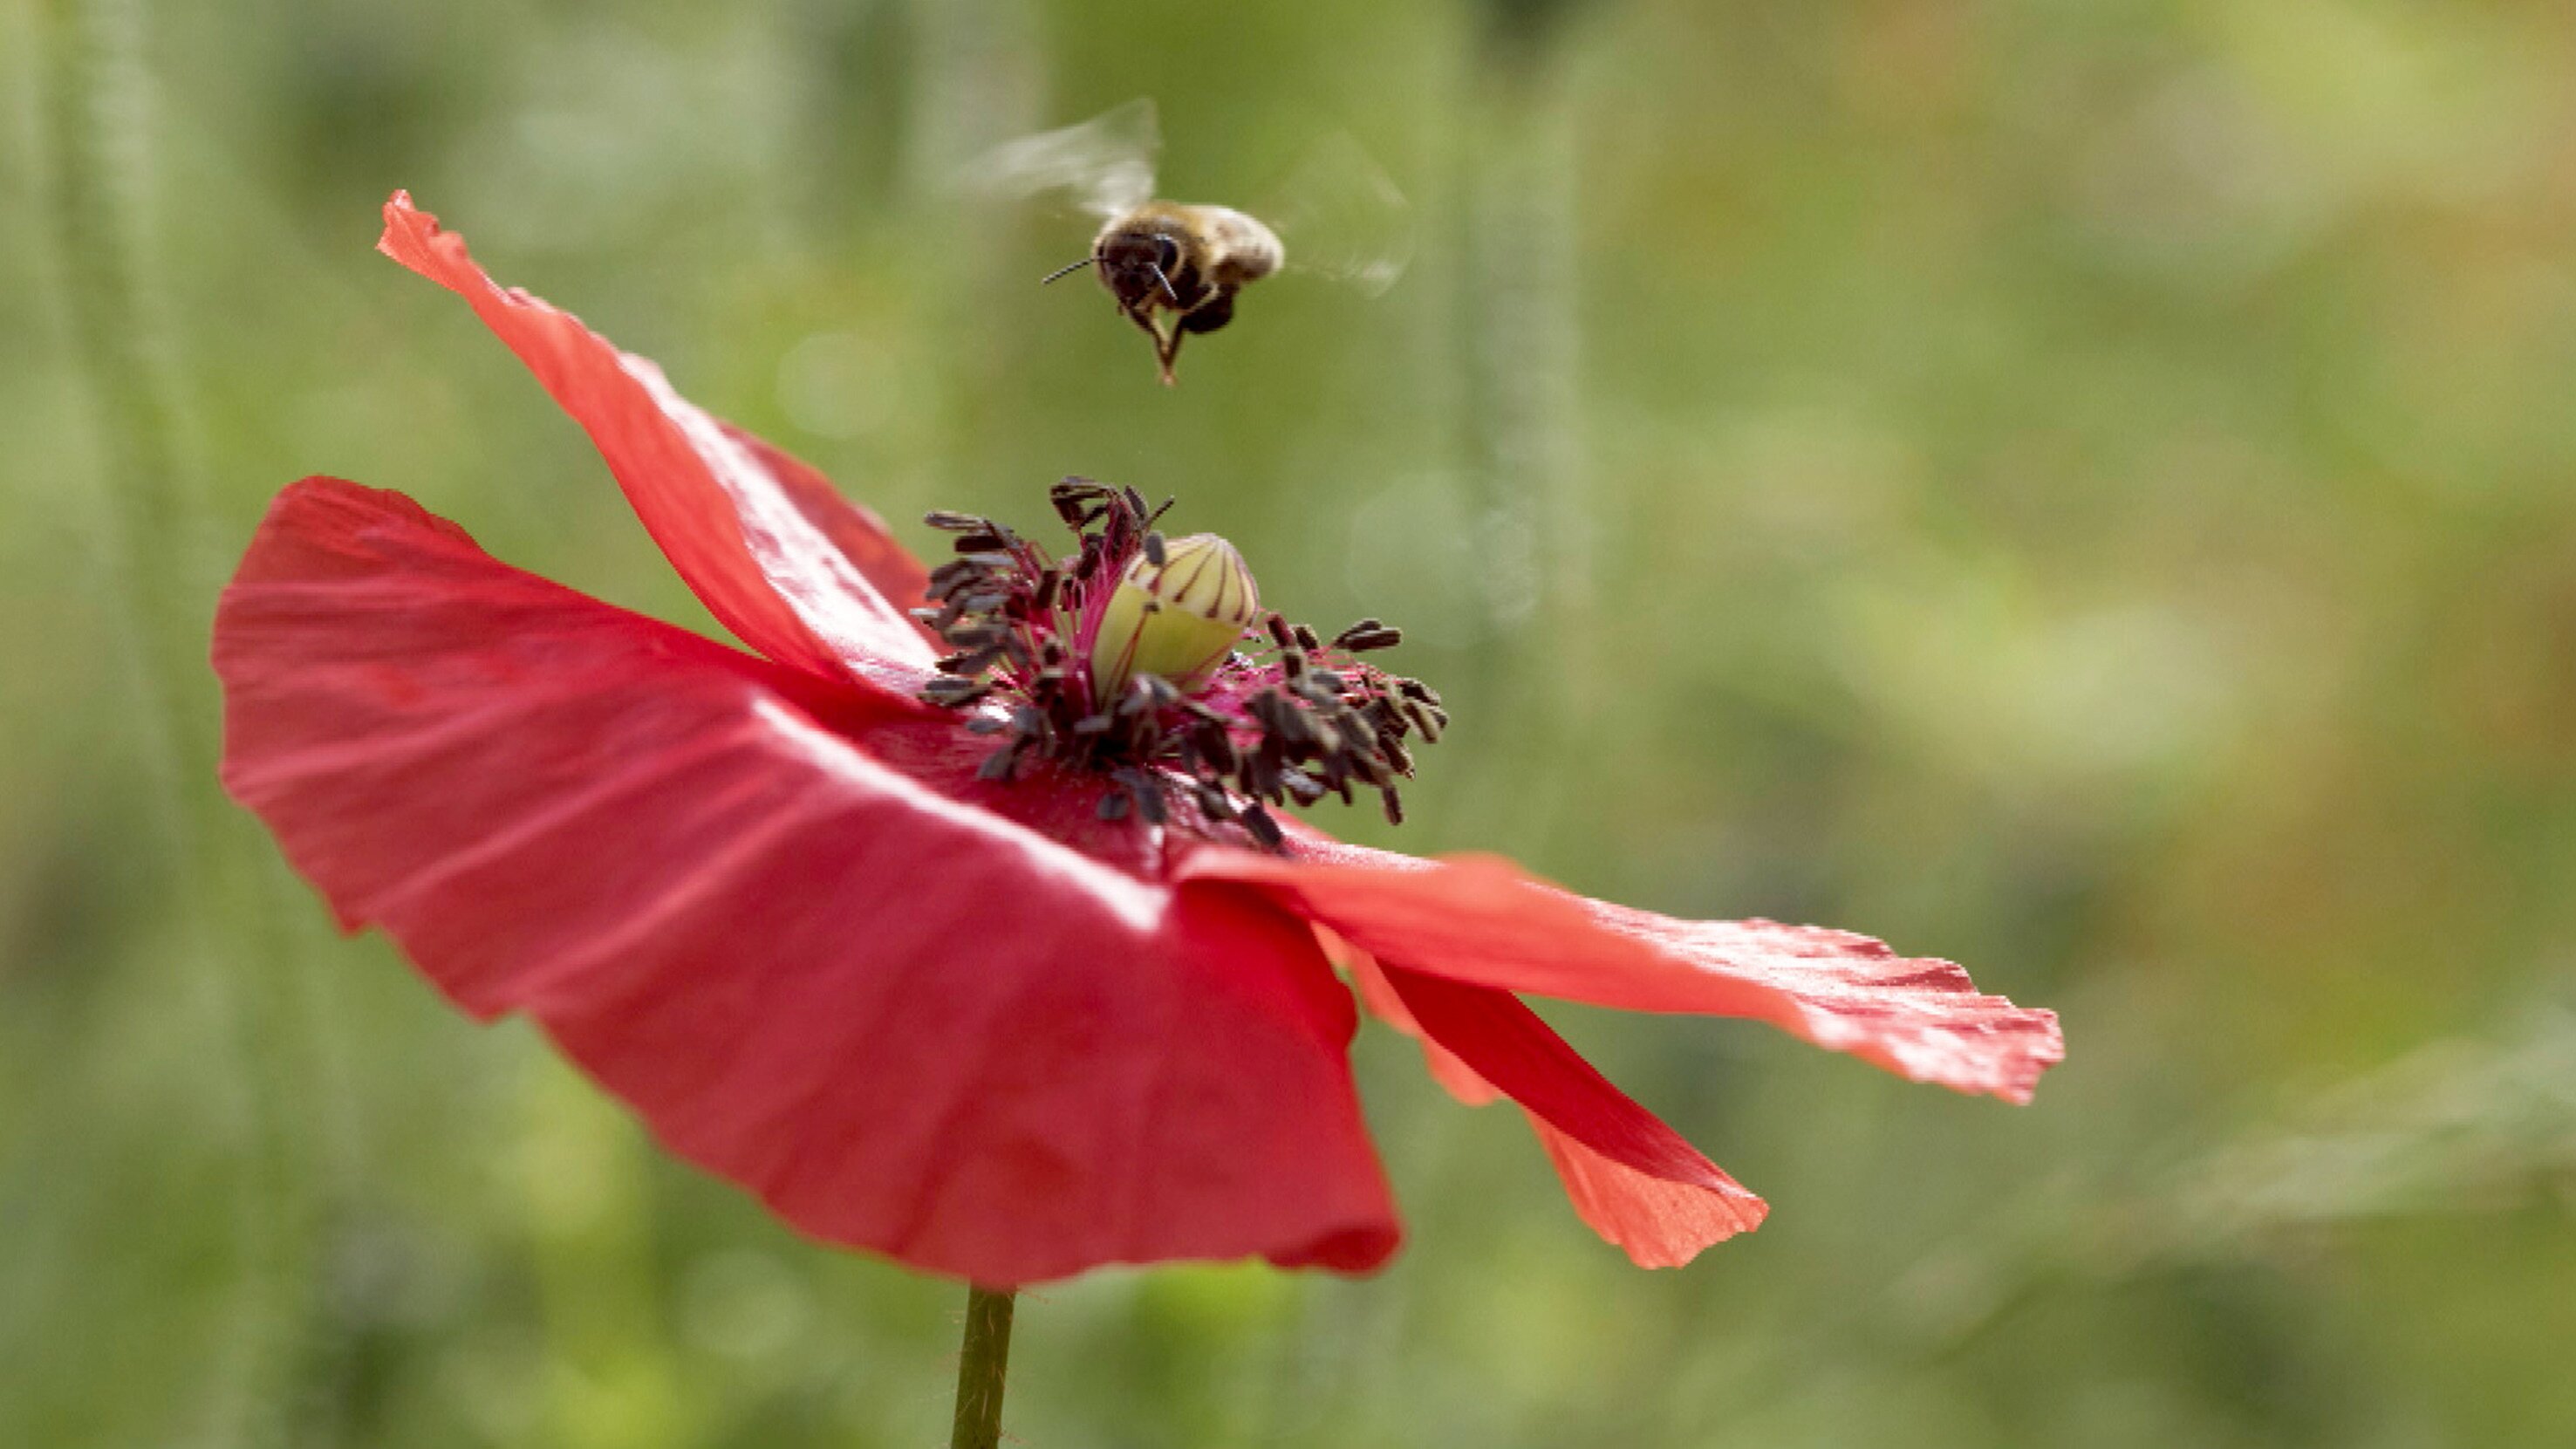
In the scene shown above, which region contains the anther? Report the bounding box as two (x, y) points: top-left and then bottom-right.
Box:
(1241, 804), (1284, 849)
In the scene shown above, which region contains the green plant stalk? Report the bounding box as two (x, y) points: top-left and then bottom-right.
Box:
(37, 1), (318, 1444)
(949, 1284), (1018, 1449)
(1455, 8), (1595, 849)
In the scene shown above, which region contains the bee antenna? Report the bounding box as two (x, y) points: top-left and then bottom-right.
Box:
(1147, 262), (1181, 305)
(1039, 256), (1093, 285)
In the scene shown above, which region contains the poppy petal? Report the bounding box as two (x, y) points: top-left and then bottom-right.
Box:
(717, 420), (933, 627)
(1527, 1120), (1765, 1269)
(215, 478), (1400, 1284)
(1186, 842), (2063, 1104)
(1343, 942), (1501, 1107)
(1352, 955), (1765, 1266)
(377, 192), (937, 693)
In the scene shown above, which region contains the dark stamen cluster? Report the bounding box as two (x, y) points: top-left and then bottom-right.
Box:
(913, 480), (1448, 849)
(915, 478), (1160, 735)
(1221, 614), (1444, 838)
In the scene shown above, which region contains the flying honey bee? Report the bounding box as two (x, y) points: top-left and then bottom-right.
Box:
(968, 99), (1411, 385)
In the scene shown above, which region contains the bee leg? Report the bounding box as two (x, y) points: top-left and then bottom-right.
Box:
(1119, 303), (1175, 383)
(1155, 321), (1186, 386)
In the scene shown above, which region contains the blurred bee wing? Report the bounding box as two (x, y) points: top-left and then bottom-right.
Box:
(960, 97), (1162, 221)
(1263, 132), (1413, 297)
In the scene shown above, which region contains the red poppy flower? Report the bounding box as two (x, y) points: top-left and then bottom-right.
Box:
(213, 193), (2062, 1286)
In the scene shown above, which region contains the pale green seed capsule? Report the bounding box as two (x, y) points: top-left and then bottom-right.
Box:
(1089, 533), (1261, 700)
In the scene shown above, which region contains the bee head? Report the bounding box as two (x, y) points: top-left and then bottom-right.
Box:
(1094, 230), (1184, 310)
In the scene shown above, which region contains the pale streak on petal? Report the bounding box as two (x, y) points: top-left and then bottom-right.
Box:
(623, 355), (936, 674)
(752, 698), (1169, 934)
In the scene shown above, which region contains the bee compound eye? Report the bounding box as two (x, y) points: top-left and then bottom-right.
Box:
(1155, 235), (1179, 270)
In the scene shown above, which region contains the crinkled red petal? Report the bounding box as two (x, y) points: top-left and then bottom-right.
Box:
(213, 478), (1400, 1284)
(1342, 940), (1500, 1107)
(377, 192), (937, 694)
(1186, 839), (2063, 1104)
(1349, 954), (1765, 1267)
(1527, 1122), (1765, 1269)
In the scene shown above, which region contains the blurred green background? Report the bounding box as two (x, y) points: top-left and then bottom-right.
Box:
(9, 0), (2576, 1445)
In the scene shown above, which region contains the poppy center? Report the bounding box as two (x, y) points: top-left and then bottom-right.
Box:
(914, 480), (1445, 846)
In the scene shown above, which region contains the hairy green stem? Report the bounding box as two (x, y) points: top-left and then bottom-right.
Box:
(948, 1284), (1018, 1449)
